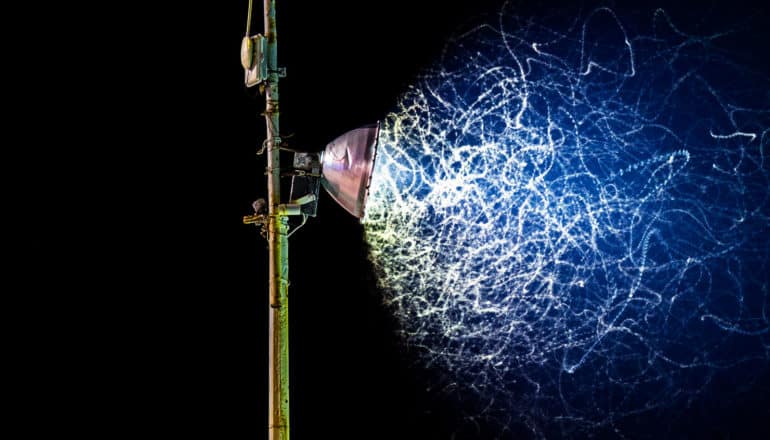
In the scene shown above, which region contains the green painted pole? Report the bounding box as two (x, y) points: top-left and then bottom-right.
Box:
(264, 1), (289, 439)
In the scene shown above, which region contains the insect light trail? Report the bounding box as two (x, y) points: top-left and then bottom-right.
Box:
(362, 3), (769, 438)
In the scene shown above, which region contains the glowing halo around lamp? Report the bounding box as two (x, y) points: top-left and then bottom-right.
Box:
(362, 4), (770, 438)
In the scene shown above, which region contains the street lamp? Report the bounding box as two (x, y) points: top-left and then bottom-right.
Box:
(240, 2), (380, 439)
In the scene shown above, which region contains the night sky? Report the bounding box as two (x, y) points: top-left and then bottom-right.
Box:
(152, 1), (770, 439)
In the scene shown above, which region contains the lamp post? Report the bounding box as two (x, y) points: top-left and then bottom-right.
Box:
(241, 1), (288, 439)
(262, 1), (290, 439)
(240, 2), (379, 439)
(265, 0), (289, 440)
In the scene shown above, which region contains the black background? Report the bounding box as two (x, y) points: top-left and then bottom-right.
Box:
(108, 1), (770, 439)
(148, 2), (505, 439)
(184, 2), (505, 438)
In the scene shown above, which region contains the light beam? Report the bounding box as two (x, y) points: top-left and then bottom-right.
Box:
(363, 4), (770, 437)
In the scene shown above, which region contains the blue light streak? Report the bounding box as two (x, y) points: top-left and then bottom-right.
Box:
(363, 4), (769, 438)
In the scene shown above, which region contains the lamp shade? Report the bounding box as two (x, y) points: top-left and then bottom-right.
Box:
(321, 122), (380, 218)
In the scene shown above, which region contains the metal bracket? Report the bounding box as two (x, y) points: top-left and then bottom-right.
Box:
(243, 213), (269, 240)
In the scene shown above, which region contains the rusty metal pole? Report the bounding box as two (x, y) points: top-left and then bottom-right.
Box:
(264, 0), (289, 439)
